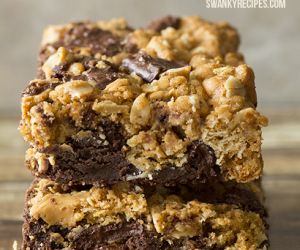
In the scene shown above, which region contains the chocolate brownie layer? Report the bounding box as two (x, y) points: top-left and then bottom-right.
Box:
(25, 127), (219, 186)
(20, 16), (268, 184)
(22, 179), (268, 250)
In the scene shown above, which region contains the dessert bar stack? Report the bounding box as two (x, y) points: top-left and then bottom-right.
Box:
(20, 16), (269, 249)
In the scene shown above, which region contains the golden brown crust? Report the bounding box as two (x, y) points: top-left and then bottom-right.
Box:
(29, 180), (147, 228)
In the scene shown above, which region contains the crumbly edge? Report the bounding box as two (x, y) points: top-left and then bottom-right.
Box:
(40, 16), (240, 62)
(24, 179), (268, 249)
(19, 16), (268, 182)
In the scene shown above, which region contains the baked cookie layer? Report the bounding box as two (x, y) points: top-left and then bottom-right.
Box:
(19, 16), (268, 185)
(22, 179), (268, 250)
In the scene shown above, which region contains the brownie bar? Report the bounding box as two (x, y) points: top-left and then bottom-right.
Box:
(25, 139), (219, 186)
(19, 16), (268, 185)
(22, 179), (268, 249)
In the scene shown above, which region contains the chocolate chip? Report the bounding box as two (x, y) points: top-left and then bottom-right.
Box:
(122, 51), (183, 82)
(147, 16), (181, 32)
(22, 80), (60, 97)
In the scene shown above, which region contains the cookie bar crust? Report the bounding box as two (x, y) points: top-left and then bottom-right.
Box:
(22, 179), (268, 250)
(38, 16), (240, 65)
(20, 16), (267, 185)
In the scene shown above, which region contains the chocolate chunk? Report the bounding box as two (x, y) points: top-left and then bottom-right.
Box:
(147, 16), (181, 32)
(70, 60), (124, 90)
(84, 65), (123, 90)
(22, 80), (60, 96)
(122, 51), (183, 82)
(187, 140), (219, 179)
(53, 24), (122, 56)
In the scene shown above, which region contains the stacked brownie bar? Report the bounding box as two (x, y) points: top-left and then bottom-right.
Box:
(20, 16), (269, 249)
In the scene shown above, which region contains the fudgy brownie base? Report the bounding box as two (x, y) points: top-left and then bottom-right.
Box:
(26, 133), (219, 186)
(23, 220), (269, 250)
(22, 179), (269, 250)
